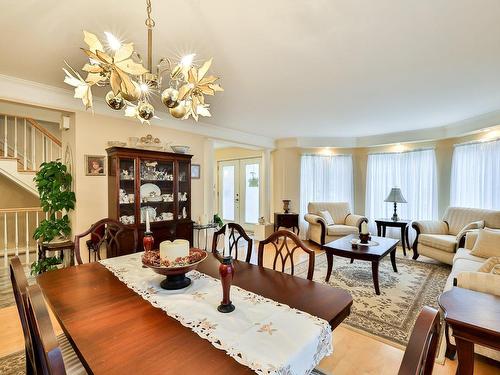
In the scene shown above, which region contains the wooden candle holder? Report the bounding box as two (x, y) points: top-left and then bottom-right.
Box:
(217, 256), (235, 313)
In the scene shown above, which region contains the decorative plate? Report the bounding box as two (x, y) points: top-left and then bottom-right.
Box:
(140, 206), (157, 222)
(350, 239), (380, 247)
(140, 183), (161, 199)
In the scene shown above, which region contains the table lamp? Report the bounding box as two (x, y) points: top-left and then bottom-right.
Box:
(384, 188), (407, 222)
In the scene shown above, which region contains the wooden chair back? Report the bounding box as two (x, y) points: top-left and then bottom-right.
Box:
(258, 230), (315, 280)
(211, 223), (253, 263)
(74, 218), (138, 264)
(26, 284), (67, 375)
(9, 256), (36, 374)
(398, 306), (440, 375)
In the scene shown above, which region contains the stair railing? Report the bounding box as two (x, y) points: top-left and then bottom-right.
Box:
(0, 114), (62, 171)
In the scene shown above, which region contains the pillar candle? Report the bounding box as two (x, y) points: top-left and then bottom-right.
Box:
(361, 221), (368, 235)
(223, 225), (230, 257)
(146, 211), (150, 232)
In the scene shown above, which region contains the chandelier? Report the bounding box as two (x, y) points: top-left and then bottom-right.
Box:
(63, 0), (223, 124)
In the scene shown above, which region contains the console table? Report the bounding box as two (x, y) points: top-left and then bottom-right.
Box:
(375, 218), (411, 256)
(274, 212), (299, 235)
(439, 287), (500, 375)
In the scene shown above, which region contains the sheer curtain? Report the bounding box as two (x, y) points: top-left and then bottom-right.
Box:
(365, 149), (438, 241)
(450, 139), (500, 209)
(299, 154), (354, 237)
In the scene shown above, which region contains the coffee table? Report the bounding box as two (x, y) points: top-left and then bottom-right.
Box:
(323, 234), (399, 295)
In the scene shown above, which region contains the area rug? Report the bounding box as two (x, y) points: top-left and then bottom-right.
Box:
(294, 252), (450, 348)
(0, 265), (33, 309)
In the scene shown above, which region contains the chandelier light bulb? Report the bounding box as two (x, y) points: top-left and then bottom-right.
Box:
(180, 54), (196, 67)
(104, 31), (122, 51)
(139, 83), (150, 93)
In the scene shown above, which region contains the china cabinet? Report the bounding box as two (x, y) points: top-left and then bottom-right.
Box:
(107, 147), (193, 255)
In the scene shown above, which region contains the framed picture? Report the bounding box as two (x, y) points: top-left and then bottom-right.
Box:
(191, 164), (201, 179)
(85, 155), (106, 176)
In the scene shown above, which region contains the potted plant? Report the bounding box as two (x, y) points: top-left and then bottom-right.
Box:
(31, 160), (76, 273)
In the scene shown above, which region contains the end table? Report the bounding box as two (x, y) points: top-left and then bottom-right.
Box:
(374, 218), (411, 256)
(274, 212), (299, 235)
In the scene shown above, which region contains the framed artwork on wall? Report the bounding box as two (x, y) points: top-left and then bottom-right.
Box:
(85, 155), (106, 176)
(191, 164), (200, 179)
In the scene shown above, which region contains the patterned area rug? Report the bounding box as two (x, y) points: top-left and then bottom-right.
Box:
(295, 252), (450, 348)
(0, 265), (33, 309)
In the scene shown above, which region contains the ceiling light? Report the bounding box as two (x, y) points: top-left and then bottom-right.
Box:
(63, 0), (223, 124)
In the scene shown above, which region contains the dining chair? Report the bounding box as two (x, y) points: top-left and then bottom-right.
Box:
(9, 256), (36, 375)
(74, 218), (138, 264)
(26, 284), (87, 375)
(258, 230), (316, 280)
(398, 306), (440, 375)
(211, 223), (253, 263)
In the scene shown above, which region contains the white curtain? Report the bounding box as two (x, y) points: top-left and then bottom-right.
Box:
(299, 154), (354, 237)
(450, 139), (500, 209)
(365, 149), (438, 241)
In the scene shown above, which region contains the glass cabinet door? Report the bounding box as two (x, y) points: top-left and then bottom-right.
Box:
(177, 160), (190, 220)
(118, 158), (136, 225)
(139, 158), (175, 224)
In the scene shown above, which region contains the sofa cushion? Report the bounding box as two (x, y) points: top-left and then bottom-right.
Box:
(327, 224), (359, 236)
(470, 228), (500, 258)
(319, 210), (334, 226)
(444, 257), (482, 291)
(454, 248), (487, 265)
(443, 207), (500, 236)
(418, 234), (457, 253)
(478, 257), (500, 275)
(308, 202), (351, 225)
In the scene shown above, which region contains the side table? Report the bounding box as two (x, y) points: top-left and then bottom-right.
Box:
(274, 212), (299, 235)
(193, 223), (218, 251)
(374, 218), (411, 256)
(439, 287), (500, 375)
(38, 240), (75, 267)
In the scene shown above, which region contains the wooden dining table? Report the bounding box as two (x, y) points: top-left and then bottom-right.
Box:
(37, 253), (353, 374)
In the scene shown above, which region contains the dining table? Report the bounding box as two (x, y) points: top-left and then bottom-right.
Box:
(37, 253), (353, 374)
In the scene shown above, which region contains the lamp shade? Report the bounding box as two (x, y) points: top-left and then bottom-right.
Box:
(384, 188), (407, 203)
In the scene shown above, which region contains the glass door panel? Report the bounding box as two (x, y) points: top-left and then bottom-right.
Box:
(218, 161), (239, 223)
(177, 160), (190, 220)
(118, 158), (136, 225)
(139, 158), (175, 224)
(242, 160), (260, 225)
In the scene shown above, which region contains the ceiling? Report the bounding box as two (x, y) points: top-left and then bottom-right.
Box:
(2, 0), (500, 139)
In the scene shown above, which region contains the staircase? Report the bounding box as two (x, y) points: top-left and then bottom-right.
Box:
(0, 114), (62, 267)
(0, 114), (62, 195)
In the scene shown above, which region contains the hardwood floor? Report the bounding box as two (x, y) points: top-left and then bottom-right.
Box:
(0, 241), (498, 374)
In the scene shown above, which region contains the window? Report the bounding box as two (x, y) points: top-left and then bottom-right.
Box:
(450, 139), (500, 209)
(299, 154), (354, 234)
(365, 149), (438, 236)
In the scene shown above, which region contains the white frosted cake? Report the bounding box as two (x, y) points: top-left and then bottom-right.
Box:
(159, 239), (190, 261)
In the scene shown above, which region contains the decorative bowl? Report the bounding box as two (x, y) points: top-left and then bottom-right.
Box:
(142, 248), (207, 290)
(171, 145), (190, 154)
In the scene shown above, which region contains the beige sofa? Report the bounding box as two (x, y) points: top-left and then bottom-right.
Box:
(304, 202), (367, 246)
(438, 230), (500, 362)
(412, 207), (500, 265)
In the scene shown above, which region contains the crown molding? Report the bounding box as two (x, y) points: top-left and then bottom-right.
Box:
(276, 110), (500, 149)
(0, 74), (275, 149)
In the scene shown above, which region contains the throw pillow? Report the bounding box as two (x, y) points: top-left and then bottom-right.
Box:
(478, 257), (500, 275)
(470, 228), (500, 258)
(318, 210), (334, 226)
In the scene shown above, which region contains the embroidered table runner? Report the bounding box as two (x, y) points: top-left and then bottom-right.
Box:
(100, 253), (332, 375)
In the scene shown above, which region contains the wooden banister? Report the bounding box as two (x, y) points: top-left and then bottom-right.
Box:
(26, 118), (62, 147)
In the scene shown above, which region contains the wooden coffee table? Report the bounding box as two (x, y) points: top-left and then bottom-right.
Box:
(323, 234), (399, 295)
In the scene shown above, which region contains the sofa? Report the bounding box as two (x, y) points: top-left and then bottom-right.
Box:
(412, 206), (500, 265)
(438, 230), (500, 363)
(304, 202), (367, 246)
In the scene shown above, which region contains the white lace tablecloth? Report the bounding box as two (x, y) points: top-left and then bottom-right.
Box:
(100, 253), (332, 375)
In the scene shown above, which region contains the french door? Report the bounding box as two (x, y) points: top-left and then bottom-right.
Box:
(218, 158), (261, 230)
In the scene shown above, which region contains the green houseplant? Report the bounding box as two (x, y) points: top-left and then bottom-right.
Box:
(31, 161), (75, 274)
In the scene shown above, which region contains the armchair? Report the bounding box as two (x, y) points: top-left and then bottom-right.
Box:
(412, 206), (500, 265)
(304, 202), (367, 247)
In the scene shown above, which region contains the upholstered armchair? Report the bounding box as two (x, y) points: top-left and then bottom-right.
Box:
(304, 202), (367, 247)
(412, 206), (500, 265)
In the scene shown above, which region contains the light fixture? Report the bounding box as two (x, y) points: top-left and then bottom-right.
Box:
(384, 187), (407, 222)
(63, 0), (223, 124)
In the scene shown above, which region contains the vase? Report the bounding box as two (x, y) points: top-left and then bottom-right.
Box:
(217, 256), (235, 313)
(282, 199), (291, 213)
(143, 231), (154, 252)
